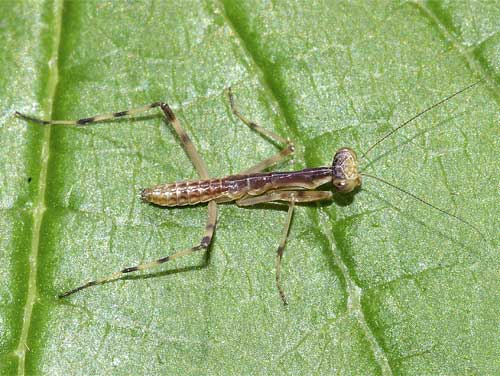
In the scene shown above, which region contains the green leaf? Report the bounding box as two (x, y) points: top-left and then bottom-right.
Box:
(1, 1), (499, 374)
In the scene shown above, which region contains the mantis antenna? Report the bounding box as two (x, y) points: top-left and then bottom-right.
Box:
(361, 78), (484, 159)
(358, 78), (485, 238)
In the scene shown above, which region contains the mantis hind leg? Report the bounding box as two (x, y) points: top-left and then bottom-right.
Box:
(58, 213), (216, 298)
(15, 103), (163, 126)
(55, 103), (218, 298)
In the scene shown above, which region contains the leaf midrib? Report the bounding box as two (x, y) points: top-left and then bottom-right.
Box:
(15, 2), (65, 375)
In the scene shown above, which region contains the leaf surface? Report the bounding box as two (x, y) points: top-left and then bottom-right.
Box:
(1, 1), (499, 374)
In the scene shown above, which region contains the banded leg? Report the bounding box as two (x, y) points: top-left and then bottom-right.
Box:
(160, 104), (218, 273)
(17, 101), (220, 297)
(237, 190), (332, 305)
(58, 221), (216, 298)
(60, 104), (217, 298)
(15, 102), (164, 126)
(228, 87), (295, 174)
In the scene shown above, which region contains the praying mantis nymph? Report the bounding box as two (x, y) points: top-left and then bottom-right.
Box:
(15, 79), (483, 304)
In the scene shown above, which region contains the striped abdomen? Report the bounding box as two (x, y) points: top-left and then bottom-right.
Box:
(141, 168), (332, 207)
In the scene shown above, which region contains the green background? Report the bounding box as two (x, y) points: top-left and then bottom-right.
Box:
(1, 1), (499, 374)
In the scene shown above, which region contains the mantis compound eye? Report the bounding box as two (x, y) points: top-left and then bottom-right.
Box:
(332, 147), (362, 193)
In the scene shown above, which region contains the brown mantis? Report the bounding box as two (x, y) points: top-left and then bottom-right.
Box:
(15, 80), (483, 304)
